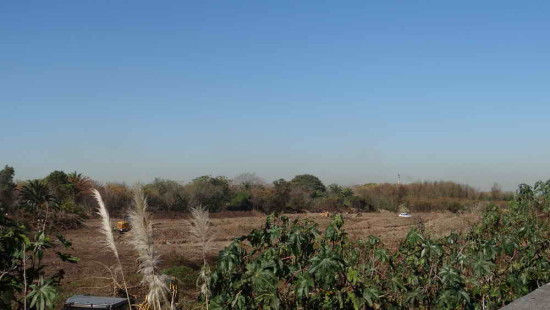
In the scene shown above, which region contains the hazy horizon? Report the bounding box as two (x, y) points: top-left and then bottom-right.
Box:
(4, 166), (529, 192)
(2, 1), (550, 191)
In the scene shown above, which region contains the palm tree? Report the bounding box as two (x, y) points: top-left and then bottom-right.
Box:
(19, 180), (57, 231)
(67, 172), (92, 199)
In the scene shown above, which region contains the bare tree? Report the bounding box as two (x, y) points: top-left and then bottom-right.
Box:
(232, 173), (265, 189)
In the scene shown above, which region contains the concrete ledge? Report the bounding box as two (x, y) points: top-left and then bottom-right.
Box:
(500, 283), (550, 309)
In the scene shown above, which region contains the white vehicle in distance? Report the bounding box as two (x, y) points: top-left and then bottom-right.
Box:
(398, 212), (412, 218)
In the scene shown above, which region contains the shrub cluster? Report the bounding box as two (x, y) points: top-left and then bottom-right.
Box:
(353, 181), (512, 213)
(0, 204), (78, 309)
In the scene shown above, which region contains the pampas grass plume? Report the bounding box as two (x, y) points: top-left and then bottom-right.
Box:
(188, 206), (216, 263)
(91, 189), (132, 307)
(187, 206), (216, 310)
(92, 189), (119, 258)
(128, 186), (170, 310)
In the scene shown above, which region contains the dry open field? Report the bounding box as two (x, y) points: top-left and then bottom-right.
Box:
(50, 211), (480, 306)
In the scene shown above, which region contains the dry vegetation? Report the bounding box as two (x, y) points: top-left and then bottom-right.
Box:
(49, 210), (479, 306)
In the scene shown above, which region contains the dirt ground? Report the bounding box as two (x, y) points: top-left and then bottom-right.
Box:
(50, 211), (479, 306)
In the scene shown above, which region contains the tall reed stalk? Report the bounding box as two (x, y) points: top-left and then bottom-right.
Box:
(91, 189), (132, 308)
(128, 186), (169, 310)
(187, 206), (216, 310)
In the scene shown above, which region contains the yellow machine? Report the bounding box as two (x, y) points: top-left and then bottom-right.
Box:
(115, 220), (130, 233)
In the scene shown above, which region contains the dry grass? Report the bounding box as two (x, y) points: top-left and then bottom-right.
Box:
(186, 206), (216, 309)
(128, 186), (170, 310)
(91, 189), (132, 307)
(186, 206), (216, 264)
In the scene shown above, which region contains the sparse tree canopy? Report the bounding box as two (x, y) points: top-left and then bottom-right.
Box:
(232, 172), (265, 189)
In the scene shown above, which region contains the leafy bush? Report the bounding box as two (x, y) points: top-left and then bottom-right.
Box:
(344, 196), (374, 212)
(406, 198), (469, 213)
(102, 183), (133, 216)
(144, 178), (187, 211)
(228, 192), (253, 211)
(163, 266), (199, 289)
(207, 182), (550, 309)
(187, 176), (231, 212)
(0, 213), (78, 309)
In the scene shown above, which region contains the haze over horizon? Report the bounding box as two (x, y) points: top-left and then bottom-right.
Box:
(2, 1), (550, 191)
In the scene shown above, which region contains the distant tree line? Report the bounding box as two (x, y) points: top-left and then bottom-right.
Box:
(354, 181), (513, 213)
(0, 165), (513, 220)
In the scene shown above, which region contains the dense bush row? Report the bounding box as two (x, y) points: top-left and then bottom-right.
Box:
(206, 182), (550, 309)
(0, 166), (512, 218)
(354, 182), (512, 213)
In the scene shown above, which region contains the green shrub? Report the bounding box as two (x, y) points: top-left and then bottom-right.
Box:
(344, 195), (374, 211)
(163, 265), (199, 289)
(227, 192), (253, 211)
(0, 213), (78, 309)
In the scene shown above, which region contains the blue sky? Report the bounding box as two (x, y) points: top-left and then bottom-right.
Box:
(1, 1), (550, 190)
